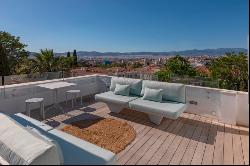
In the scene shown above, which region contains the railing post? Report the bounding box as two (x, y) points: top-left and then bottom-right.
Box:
(62, 71), (64, 81)
(1, 76), (4, 86)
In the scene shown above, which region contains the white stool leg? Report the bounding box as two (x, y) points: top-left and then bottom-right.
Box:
(75, 93), (77, 106)
(66, 93), (68, 105)
(26, 103), (30, 117)
(81, 95), (83, 105)
(76, 93), (78, 105)
(40, 102), (43, 116)
(71, 94), (74, 108)
(40, 101), (45, 120)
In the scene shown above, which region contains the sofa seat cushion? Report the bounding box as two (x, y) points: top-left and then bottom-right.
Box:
(0, 113), (61, 165)
(95, 91), (138, 106)
(129, 98), (187, 119)
(141, 80), (186, 103)
(110, 77), (142, 96)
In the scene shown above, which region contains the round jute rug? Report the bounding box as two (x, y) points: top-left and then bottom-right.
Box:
(61, 118), (136, 154)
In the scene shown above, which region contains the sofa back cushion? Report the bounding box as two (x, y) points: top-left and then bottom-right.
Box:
(110, 77), (142, 96)
(114, 84), (131, 96)
(141, 80), (186, 103)
(0, 113), (61, 165)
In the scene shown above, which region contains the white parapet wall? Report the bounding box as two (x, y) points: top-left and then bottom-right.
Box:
(237, 92), (249, 126)
(0, 75), (99, 115)
(182, 85), (248, 127)
(0, 74), (249, 127)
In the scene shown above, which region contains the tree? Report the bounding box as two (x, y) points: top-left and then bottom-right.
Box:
(0, 31), (28, 85)
(14, 56), (33, 75)
(131, 62), (143, 69)
(67, 51), (73, 68)
(31, 49), (73, 73)
(67, 51), (71, 57)
(32, 49), (58, 73)
(0, 31), (28, 75)
(209, 52), (248, 91)
(0, 44), (8, 85)
(56, 56), (73, 72)
(73, 50), (78, 67)
(165, 55), (196, 76)
(155, 69), (171, 82)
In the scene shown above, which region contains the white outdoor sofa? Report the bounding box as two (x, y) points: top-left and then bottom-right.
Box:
(95, 77), (187, 125)
(0, 113), (116, 165)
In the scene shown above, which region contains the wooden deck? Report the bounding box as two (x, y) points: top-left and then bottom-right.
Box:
(36, 100), (249, 165)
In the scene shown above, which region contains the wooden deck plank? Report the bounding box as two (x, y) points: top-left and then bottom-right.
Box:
(232, 125), (245, 165)
(212, 121), (225, 165)
(136, 130), (170, 165)
(116, 113), (156, 160)
(100, 111), (143, 133)
(240, 129), (249, 165)
(117, 125), (151, 160)
(179, 116), (206, 165)
(201, 119), (218, 165)
(40, 101), (249, 165)
(118, 115), (181, 165)
(169, 115), (201, 165)
(147, 114), (191, 165)
(223, 124), (234, 165)
(125, 120), (172, 165)
(117, 114), (171, 165)
(191, 118), (211, 165)
(158, 124), (190, 165)
(94, 108), (150, 135)
(118, 129), (157, 164)
(146, 118), (185, 165)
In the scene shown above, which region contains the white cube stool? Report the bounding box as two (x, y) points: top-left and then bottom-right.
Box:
(66, 90), (83, 108)
(25, 98), (45, 119)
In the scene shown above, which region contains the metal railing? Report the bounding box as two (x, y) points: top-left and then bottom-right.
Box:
(0, 72), (63, 86)
(0, 71), (245, 91)
(112, 72), (220, 88)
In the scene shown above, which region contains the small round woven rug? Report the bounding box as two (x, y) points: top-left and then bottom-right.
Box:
(61, 118), (136, 154)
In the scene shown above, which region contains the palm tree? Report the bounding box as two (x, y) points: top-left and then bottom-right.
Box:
(32, 49), (59, 73)
(32, 49), (73, 74)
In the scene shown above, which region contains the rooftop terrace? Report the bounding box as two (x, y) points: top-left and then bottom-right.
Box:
(0, 74), (249, 165)
(20, 98), (249, 165)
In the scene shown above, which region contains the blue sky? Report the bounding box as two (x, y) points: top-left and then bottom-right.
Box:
(0, 0), (248, 52)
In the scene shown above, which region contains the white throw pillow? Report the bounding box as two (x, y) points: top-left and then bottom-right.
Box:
(0, 113), (61, 165)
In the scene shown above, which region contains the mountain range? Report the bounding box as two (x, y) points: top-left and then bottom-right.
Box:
(30, 48), (248, 58)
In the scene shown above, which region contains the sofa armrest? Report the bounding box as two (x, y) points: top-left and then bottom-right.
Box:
(0, 156), (10, 165)
(47, 129), (116, 165)
(10, 113), (53, 131)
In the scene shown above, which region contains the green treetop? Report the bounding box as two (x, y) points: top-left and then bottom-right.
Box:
(73, 50), (78, 67)
(209, 52), (248, 91)
(165, 55), (196, 76)
(67, 51), (71, 57)
(0, 31), (28, 76)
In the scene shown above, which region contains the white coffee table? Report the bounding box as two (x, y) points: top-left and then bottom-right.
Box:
(37, 81), (76, 113)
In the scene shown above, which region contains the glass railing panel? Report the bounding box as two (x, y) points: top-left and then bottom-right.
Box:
(113, 72), (219, 88)
(1, 72), (63, 85)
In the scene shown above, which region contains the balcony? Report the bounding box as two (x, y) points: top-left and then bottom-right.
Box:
(0, 74), (249, 165)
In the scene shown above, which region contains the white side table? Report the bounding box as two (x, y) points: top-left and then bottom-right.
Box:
(25, 98), (45, 119)
(37, 82), (76, 113)
(66, 90), (83, 108)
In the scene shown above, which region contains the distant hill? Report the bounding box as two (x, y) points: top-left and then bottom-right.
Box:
(29, 48), (247, 58)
